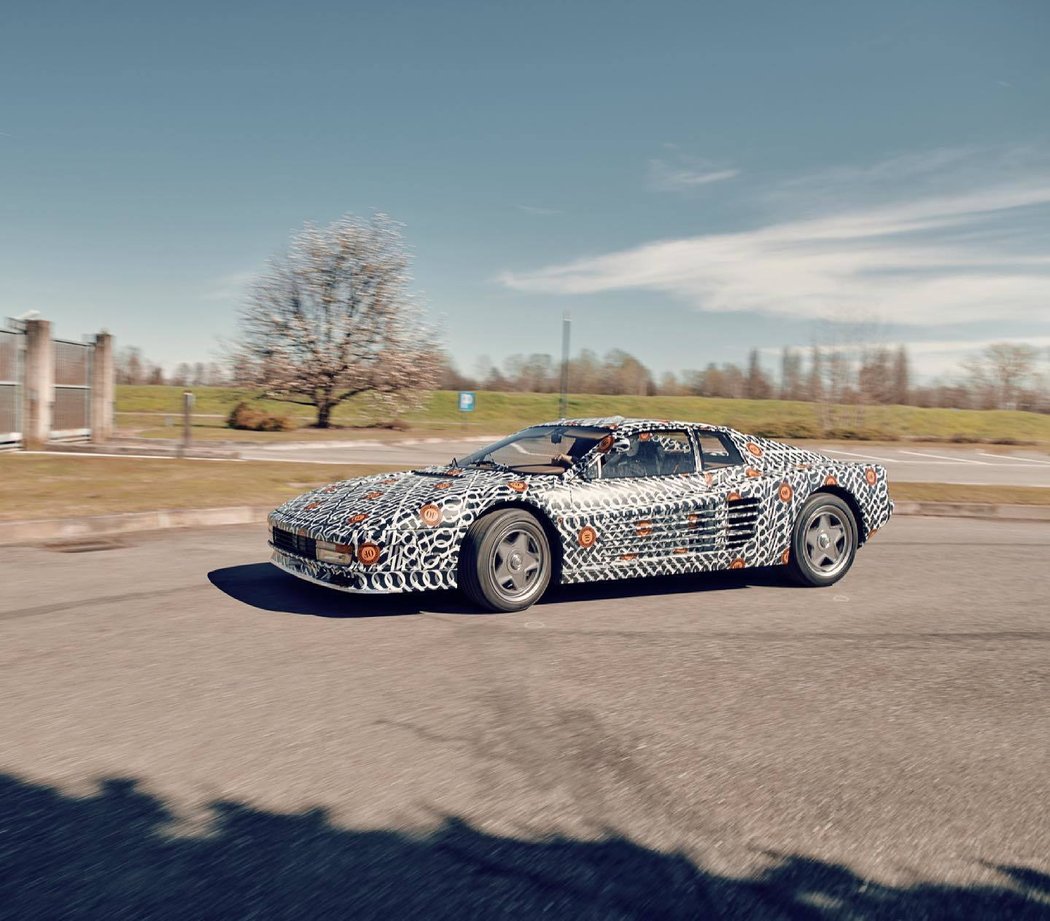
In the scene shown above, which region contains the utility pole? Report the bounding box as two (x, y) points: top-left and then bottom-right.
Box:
(559, 311), (571, 418)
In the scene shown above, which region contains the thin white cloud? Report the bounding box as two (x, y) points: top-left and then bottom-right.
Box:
(203, 271), (256, 303)
(515, 204), (562, 216)
(648, 158), (739, 191)
(500, 152), (1050, 328)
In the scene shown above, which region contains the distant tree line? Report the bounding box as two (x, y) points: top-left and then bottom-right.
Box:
(435, 342), (1049, 414)
(117, 340), (1049, 415)
(115, 347), (227, 388)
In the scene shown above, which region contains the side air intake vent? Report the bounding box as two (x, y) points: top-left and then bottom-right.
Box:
(726, 497), (759, 547)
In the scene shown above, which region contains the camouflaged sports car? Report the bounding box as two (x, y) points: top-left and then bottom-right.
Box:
(268, 417), (893, 612)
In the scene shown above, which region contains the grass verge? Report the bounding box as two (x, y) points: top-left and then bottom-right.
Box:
(0, 455), (397, 521)
(890, 482), (1050, 506)
(116, 386), (1050, 445)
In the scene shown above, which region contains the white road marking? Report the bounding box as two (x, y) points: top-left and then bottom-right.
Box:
(977, 451), (1050, 466)
(899, 450), (988, 465)
(816, 448), (899, 464)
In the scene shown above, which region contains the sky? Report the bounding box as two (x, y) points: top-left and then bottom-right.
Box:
(2, 0), (1049, 381)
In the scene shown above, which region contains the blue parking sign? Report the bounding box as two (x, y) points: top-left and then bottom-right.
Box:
(458, 391), (475, 412)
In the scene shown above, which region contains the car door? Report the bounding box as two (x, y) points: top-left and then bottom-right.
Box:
(567, 429), (704, 571)
(694, 430), (760, 554)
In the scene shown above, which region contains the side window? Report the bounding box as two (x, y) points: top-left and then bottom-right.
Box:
(697, 432), (744, 469)
(601, 430), (696, 479)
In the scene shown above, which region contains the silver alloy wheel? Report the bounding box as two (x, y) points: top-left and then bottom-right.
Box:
(492, 529), (544, 598)
(804, 508), (851, 576)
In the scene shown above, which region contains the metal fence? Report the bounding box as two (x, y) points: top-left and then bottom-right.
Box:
(52, 339), (93, 439)
(0, 329), (22, 446)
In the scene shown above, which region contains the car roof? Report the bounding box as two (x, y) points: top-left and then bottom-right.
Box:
(543, 416), (733, 434)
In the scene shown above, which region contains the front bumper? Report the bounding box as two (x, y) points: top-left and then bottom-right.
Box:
(269, 546), (458, 595)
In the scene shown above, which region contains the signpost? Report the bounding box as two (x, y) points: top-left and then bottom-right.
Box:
(458, 390), (474, 434)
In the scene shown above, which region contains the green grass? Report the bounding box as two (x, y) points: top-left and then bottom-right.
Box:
(115, 386), (1050, 445)
(890, 482), (1050, 506)
(0, 455), (397, 520)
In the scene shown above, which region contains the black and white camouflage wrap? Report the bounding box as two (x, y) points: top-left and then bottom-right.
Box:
(268, 417), (893, 595)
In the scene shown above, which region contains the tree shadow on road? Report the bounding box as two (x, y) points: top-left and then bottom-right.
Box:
(1, 772), (1046, 920)
(207, 562), (793, 619)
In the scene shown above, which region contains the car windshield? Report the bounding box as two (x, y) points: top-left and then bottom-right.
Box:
(456, 425), (609, 475)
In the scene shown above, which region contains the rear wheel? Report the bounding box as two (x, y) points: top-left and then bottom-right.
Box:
(787, 493), (858, 587)
(459, 510), (552, 612)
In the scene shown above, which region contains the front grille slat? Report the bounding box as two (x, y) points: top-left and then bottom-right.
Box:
(272, 528), (316, 559)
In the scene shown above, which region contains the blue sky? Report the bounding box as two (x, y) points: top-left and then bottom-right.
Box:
(2, 0), (1049, 380)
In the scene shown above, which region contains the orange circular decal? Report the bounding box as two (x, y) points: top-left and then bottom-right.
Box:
(746, 442), (763, 457)
(639, 431), (652, 441)
(619, 552), (637, 561)
(868, 528), (879, 540)
(727, 490), (741, 502)
(419, 504), (443, 527)
(357, 543), (381, 565)
(446, 468), (464, 476)
(865, 467), (878, 486)
(635, 520), (653, 537)
(365, 491), (384, 500)
(745, 467), (761, 478)
(687, 513), (699, 529)
(578, 525), (597, 548)
(780, 548), (791, 565)
(824, 475), (838, 487)
(673, 547), (688, 555)
(778, 481), (793, 503)
(304, 502), (321, 511)
(507, 481), (528, 493)
(381, 478), (399, 485)
(434, 481), (452, 490)
(730, 558), (746, 570)
(347, 513), (368, 525)
(597, 435), (614, 453)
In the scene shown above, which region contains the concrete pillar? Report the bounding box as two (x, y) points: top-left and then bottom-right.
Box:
(23, 319), (52, 447)
(91, 331), (114, 443)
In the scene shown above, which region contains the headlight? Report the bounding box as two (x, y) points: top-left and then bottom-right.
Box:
(316, 540), (354, 565)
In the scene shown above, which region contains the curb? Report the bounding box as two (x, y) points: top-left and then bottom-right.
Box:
(890, 501), (1050, 521)
(42, 442), (241, 460)
(2, 501), (1048, 547)
(0, 507), (271, 546)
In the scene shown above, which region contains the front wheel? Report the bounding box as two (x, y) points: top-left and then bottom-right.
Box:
(459, 510), (552, 612)
(787, 494), (858, 587)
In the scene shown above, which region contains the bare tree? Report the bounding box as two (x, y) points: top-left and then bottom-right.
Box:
(745, 349), (772, 400)
(962, 343), (1039, 410)
(115, 347), (145, 385)
(234, 214), (439, 428)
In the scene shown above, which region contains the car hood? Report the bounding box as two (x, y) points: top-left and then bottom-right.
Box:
(270, 465), (561, 536)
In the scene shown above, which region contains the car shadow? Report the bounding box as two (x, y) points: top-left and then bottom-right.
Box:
(208, 562), (800, 619)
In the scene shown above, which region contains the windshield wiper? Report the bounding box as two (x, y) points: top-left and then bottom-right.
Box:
(466, 456), (512, 472)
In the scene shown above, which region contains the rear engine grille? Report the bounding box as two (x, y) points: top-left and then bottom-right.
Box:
(272, 527), (316, 559)
(726, 497), (760, 547)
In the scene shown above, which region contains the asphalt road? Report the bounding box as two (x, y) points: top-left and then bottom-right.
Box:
(242, 438), (1050, 487)
(2, 518), (1049, 918)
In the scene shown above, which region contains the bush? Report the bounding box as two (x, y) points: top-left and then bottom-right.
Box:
(226, 402), (297, 432)
(750, 419), (822, 440)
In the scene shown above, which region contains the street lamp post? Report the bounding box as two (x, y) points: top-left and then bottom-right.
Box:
(559, 312), (571, 418)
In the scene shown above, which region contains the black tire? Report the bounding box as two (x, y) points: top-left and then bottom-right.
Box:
(787, 493), (858, 587)
(459, 509), (552, 612)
